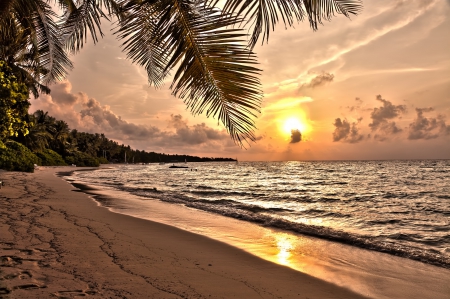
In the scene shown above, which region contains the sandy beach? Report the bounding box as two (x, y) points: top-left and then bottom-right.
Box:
(0, 167), (371, 299)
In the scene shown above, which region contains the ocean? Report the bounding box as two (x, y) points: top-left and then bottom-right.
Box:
(66, 160), (450, 270)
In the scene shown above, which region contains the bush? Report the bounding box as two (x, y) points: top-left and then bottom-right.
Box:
(64, 151), (99, 167)
(0, 140), (40, 172)
(0, 61), (31, 140)
(36, 149), (67, 166)
(97, 156), (109, 164)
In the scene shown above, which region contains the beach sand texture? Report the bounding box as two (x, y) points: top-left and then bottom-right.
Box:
(0, 167), (368, 299)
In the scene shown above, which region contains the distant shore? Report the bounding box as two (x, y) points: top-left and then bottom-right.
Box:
(0, 167), (367, 298)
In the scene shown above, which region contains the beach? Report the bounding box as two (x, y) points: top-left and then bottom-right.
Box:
(0, 167), (371, 299)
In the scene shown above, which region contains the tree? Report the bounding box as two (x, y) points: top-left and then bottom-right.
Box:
(0, 0), (362, 145)
(0, 0), (72, 97)
(0, 61), (31, 141)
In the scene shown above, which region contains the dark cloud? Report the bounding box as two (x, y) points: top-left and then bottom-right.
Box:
(79, 98), (161, 140)
(301, 72), (334, 89)
(332, 118), (364, 143)
(369, 95), (406, 141)
(408, 108), (450, 140)
(49, 82), (82, 106)
(34, 82), (230, 147)
(290, 129), (302, 143)
(169, 114), (229, 145)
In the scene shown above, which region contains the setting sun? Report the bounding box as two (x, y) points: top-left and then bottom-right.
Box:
(283, 117), (306, 134)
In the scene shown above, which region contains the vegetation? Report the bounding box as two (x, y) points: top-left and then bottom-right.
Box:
(0, 109), (235, 171)
(35, 149), (67, 166)
(0, 0), (362, 146)
(0, 140), (40, 172)
(0, 61), (31, 141)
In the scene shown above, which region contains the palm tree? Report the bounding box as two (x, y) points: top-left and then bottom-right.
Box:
(49, 120), (70, 153)
(15, 111), (52, 152)
(1, 0), (362, 145)
(0, 0), (73, 97)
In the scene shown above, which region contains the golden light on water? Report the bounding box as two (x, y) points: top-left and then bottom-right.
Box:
(276, 234), (295, 265)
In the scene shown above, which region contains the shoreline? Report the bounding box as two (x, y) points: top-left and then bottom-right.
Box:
(67, 163), (450, 271)
(63, 166), (450, 299)
(0, 167), (370, 298)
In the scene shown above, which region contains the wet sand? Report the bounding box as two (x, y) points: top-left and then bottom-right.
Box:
(0, 167), (368, 299)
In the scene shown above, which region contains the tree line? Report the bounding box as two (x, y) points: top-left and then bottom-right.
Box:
(0, 108), (235, 172)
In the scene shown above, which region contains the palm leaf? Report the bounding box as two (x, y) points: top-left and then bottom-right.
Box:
(32, 0), (73, 83)
(116, 0), (170, 87)
(160, 0), (262, 145)
(0, 1), (70, 95)
(60, 0), (124, 53)
(221, 0), (362, 48)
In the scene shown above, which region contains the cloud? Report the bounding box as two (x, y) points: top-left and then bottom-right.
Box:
(408, 108), (450, 140)
(369, 95), (406, 141)
(79, 98), (162, 140)
(48, 81), (81, 106)
(347, 97), (364, 112)
(168, 114), (229, 145)
(332, 118), (364, 143)
(290, 129), (302, 143)
(31, 82), (230, 148)
(300, 72), (334, 89)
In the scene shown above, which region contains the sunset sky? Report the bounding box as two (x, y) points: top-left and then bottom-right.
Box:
(31, 0), (450, 161)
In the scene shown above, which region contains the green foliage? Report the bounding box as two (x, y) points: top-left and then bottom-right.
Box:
(35, 149), (67, 166)
(65, 151), (100, 167)
(0, 140), (40, 172)
(98, 157), (109, 164)
(0, 61), (31, 141)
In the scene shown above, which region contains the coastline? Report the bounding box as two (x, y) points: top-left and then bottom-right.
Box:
(0, 167), (369, 299)
(63, 165), (450, 299)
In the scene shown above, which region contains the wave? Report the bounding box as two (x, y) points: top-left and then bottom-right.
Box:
(129, 190), (450, 269)
(68, 161), (450, 270)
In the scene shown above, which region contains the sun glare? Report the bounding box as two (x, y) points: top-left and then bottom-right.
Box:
(283, 117), (305, 134)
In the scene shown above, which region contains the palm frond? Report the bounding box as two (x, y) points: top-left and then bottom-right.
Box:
(159, 0), (262, 145)
(116, 0), (170, 87)
(33, 0), (73, 83)
(60, 0), (124, 53)
(1, 0), (73, 90)
(0, 0), (15, 19)
(302, 0), (362, 29)
(221, 0), (362, 48)
(117, 0), (263, 145)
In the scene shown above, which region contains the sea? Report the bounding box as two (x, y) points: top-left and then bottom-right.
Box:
(67, 160), (450, 270)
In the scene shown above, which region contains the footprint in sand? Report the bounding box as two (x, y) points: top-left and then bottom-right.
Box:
(0, 256), (22, 267)
(54, 289), (97, 298)
(13, 283), (45, 290)
(0, 287), (12, 295)
(1, 270), (32, 280)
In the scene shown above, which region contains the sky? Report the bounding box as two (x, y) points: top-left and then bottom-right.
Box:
(31, 0), (450, 161)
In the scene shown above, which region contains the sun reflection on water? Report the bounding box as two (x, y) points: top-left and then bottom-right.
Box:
(276, 234), (295, 265)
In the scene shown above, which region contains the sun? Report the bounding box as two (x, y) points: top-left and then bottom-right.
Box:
(283, 117), (305, 134)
